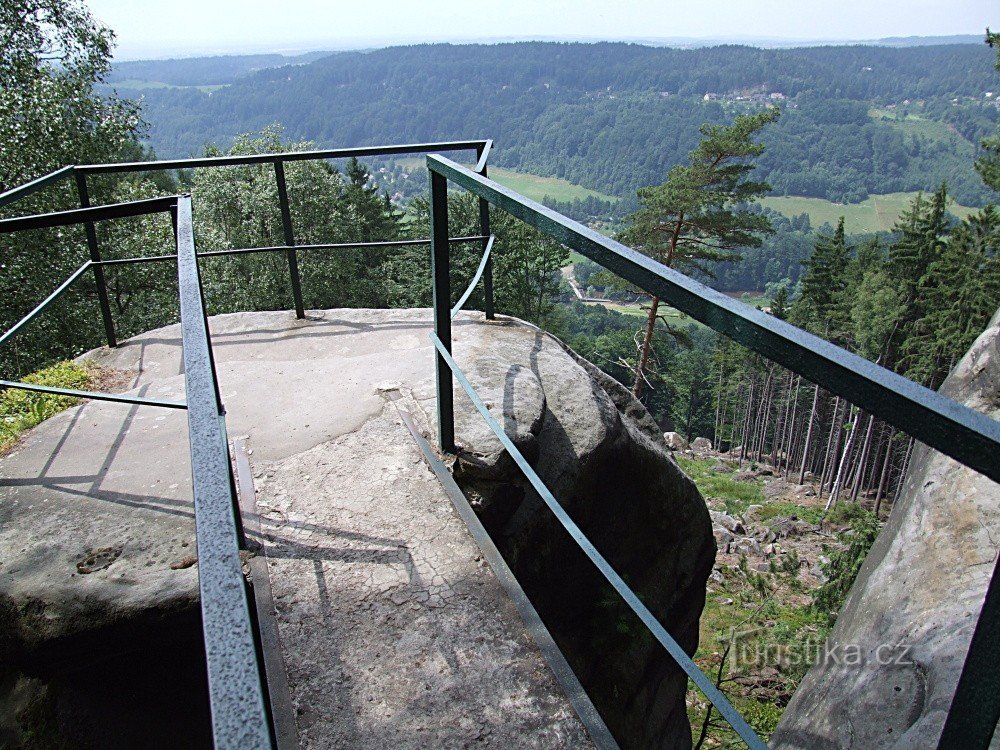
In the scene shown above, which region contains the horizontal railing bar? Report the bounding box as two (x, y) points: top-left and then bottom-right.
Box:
(0, 262), (93, 350)
(0, 380), (186, 410)
(76, 140), (489, 175)
(452, 235), (495, 318)
(0, 196), (178, 233)
(430, 332), (768, 750)
(427, 154), (1000, 485)
(91, 235), (492, 266)
(0, 166), (76, 210)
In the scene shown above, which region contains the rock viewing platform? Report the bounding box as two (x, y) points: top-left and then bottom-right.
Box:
(0, 310), (607, 749)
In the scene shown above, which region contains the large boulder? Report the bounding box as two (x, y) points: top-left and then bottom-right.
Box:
(451, 321), (715, 749)
(691, 437), (713, 453)
(663, 432), (688, 451)
(772, 309), (1000, 749)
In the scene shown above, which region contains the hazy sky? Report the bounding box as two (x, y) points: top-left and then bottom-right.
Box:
(87, 0), (996, 60)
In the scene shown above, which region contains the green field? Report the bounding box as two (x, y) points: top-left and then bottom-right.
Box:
(488, 167), (618, 204)
(760, 192), (976, 234)
(395, 158), (618, 205)
(109, 79), (227, 93)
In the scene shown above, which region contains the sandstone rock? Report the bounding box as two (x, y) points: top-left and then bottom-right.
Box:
(663, 431), (688, 451)
(691, 437), (713, 453)
(772, 308), (1000, 749)
(452, 322), (715, 750)
(710, 510), (746, 535)
(742, 504), (765, 522)
(713, 525), (735, 547)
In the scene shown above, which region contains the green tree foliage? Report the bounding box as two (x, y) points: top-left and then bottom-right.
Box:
(191, 127), (403, 313)
(0, 0), (148, 377)
(620, 108), (778, 397)
(791, 218), (851, 340)
(974, 31), (1000, 192)
(0, 0), (143, 190)
(405, 193), (568, 324)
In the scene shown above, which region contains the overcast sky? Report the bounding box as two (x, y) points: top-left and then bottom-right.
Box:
(87, 0), (996, 60)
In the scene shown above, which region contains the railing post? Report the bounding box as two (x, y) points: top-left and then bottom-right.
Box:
(74, 171), (117, 348)
(273, 160), (305, 319)
(475, 145), (495, 320)
(430, 169), (455, 452)
(937, 557), (1000, 748)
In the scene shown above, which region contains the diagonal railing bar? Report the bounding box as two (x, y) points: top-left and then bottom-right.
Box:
(0, 196), (178, 233)
(429, 332), (768, 750)
(473, 140), (493, 175)
(0, 261), (93, 350)
(0, 380), (185, 410)
(0, 165), (76, 210)
(451, 235), (495, 319)
(174, 194), (273, 749)
(427, 154), (1000, 485)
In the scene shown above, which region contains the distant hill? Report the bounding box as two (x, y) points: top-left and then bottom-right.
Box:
(109, 51), (335, 87)
(114, 41), (999, 207)
(873, 34), (984, 47)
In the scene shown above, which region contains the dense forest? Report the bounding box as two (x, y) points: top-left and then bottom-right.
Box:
(114, 42), (1000, 205)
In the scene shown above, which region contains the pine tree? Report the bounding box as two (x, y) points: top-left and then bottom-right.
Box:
(619, 107), (779, 398)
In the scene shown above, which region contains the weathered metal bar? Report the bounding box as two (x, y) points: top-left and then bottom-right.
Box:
(74, 172), (118, 348)
(233, 437), (299, 750)
(0, 261), (92, 350)
(937, 557), (1000, 749)
(427, 155), (1000, 485)
(473, 143), (495, 319)
(395, 401), (620, 750)
(76, 140), (489, 175)
(95, 254), (179, 266)
(90, 235), (492, 266)
(273, 161), (304, 319)
(174, 195), (272, 749)
(0, 165), (75, 209)
(0, 380), (186, 410)
(429, 332), (768, 750)
(430, 170), (455, 453)
(0, 195), (179, 233)
(451, 235), (494, 319)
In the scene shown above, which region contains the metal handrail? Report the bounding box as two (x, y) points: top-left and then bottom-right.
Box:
(426, 153), (1000, 749)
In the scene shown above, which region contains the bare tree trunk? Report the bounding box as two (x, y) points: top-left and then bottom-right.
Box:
(849, 413), (876, 504)
(783, 375), (802, 478)
(827, 404), (859, 510)
(739, 376), (756, 466)
(820, 396), (845, 497)
(633, 295), (660, 398)
(798, 382), (820, 484)
(874, 426), (894, 517)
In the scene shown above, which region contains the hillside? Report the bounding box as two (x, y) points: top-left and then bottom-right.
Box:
(114, 42), (999, 206)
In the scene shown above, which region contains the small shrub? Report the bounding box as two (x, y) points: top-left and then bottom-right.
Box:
(825, 501), (869, 525)
(813, 510), (881, 622)
(0, 361), (92, 451)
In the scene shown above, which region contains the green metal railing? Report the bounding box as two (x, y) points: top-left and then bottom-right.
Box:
(426, 153), (1000, 750)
